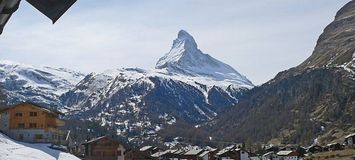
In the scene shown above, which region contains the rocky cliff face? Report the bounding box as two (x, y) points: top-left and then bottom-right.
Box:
(208, 0), (355, 146)
(299, 1), (355, 70)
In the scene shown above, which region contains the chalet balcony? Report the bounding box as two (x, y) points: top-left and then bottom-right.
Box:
(47, 127), (66, 135)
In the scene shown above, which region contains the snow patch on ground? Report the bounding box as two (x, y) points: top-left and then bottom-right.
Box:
(0, 133), (79, 160)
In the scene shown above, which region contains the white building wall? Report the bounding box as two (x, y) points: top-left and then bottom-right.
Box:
(240, 151), (249, 160)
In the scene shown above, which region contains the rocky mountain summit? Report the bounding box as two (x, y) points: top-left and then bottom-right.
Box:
(156, 30), (253, 87)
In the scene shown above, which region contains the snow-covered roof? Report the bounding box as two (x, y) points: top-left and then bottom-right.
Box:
(345, 133), (355, 139)
(0, 102), (63, 116)
(199, 150), (210, 157)
(263, 152), (276, 157)
(151, 150), (171, 157)
(277, 150), (294, 156)
(82, 136), (107, 144)
(184, 149), (204, 156)
(140, 146), (153, 151)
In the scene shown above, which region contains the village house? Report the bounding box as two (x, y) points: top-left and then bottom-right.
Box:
(125, 150), (154, 160)
(325, 143), (342, 151)
(262, 152), (279, 160)
(199, 150), (212, 160)
(276, 151), (298, 160)
(184, 149), (205, 160)
(216, 148), (249, 160)
(151, 150), (178, 160)
(166, 149), (186, 160)
(306, 145), (323, 154)
(0, 102), (66, 144)
(83, 136), (126, 160)
(140, 146), (160, 155)
(344, 133), (355, 148)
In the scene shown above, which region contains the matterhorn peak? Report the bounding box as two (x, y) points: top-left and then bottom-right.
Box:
(155, 30), (254, 87)
(173, 30), (198, 50)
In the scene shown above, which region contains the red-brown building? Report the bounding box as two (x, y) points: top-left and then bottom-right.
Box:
(83, 136), (126, 160)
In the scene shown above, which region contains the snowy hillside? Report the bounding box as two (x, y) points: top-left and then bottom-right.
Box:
(0, 60), (85, 107)
(0, 133), (79, 160)
(60, 30), (253, 145)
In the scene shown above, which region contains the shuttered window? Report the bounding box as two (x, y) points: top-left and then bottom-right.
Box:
(29, 112), (37, 117)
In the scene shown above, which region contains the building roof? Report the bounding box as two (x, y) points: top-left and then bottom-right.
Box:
(345, 133), (355, 139)
(277, 150), (294, 156)
(173, 150), (186, 155)
(184, 149), (204, 156)
(151, 150), (171, 157)
(140, 146), (153, 151)
(0, 0), (77, 35)
(0, 102), (64, 116)
(0, 0), (21, 35)
(199, 150), (210, 157)
(82, 136), (107, 144)
(263, 152), (276, 157)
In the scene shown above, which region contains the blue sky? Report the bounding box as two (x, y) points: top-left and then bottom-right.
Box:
(0, 0), (350, 85)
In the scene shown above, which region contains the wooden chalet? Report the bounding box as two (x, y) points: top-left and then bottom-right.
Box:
(83, 136), (126, 160)
(0, 102), (66, 144)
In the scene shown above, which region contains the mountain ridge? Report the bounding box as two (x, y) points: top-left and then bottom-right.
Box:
(206, 0), (355, 146)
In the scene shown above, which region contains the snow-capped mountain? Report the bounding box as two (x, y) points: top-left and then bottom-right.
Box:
(0, 30), (253, 146)
(0, 60), (85, 107)
(156, 30), (253, 87)
(60, 30), (253, 145)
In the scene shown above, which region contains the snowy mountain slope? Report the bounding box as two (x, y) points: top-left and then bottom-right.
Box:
(60, 30), (253, 145)
(156, 30), (253, 87)
(0, 60), (85, 107)
(0, 133), (79, 160)
(0, 30), (253, 146)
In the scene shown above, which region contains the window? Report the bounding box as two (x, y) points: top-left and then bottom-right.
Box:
(17, 123), (25, 128)
(15, 112), (23, 117)
(29, 112), (37, 117)
(29, 123), (37, 128)
(117, 150), (122, 156)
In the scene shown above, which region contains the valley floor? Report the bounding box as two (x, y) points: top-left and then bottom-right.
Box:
(0, 133), (80, 160)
